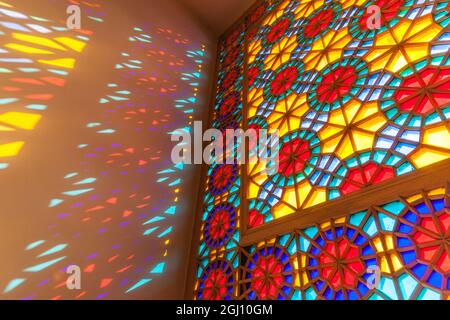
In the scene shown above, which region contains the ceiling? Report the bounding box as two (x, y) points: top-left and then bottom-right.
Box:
(179, 0), (255, 36)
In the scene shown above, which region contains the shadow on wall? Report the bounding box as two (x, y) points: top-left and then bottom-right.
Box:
(0, 0), (215, 299)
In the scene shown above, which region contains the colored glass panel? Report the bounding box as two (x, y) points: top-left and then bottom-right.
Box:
(239, 186), (449, 300)
(246, 0), (450, 226)
(195, 0), (450, 301)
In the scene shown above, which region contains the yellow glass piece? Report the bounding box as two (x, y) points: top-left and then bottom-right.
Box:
(248, 53), (256, 65)
(288, 113), (301, 129)
(249, 164), (268, 184)
(297, 180), (312, 205)
(352, 129), (375, 151)
(353, 101), (378, 122)
(318, 125), (341, 141)
(404, 44), (429, 62)
(406, 193), (422, 203)
(264, 35), (297, 70)
(54, 37), (87, 53)
(5, 43), (54, 55)
(390, 51), (408, 72)
(327, 49), (342, 62)
(293, 257), (299, 270)
(268, 93), (308, 136)
(320, 221), (331, 229)
(385, 235), (394, 251)
(12, 33), (67, 51)
(343, 99), (360, 123)
(390, 254), (403, 272)
(294, 274), (301, 287)
(263, 1), (290, 25)
(248, 181), (260, 199)
(268, 55), (286, 71)
(428, 188), (446, 196)
(249, 39), (262, 54)
(247, 88), (264, 118)
(304, 28), (352, 71)
(269, 102), (284, 118)
(336, 134), (355, 159)
(423, 125), (450, 149)
(38, 58), (76, 69)
(273, 202), (295, 219)
(0, 141), (25, 157)
(283, 187), (299, 208)
(305, 188), (326, 208)
(373, 237), (384, 253)
(377, 28), (397, 46)
(411, 147), (450, 168)
(0, 112), (42, 130)
(247, 161), (257, 175)
(380, 256), (391, 273)
(365, 16), (442, 72)
(409, 16), (443, 41)
(335, 217), (346, 224)
(367, 50), (389, 70)
(302, 271), (309, 285)
(214, 195), (224, 206)
(319, 99), (386, 159)
(295, 0), (325, 19)
(270, 115), (289, 136)
(300, 254), (307, 268)
(248, 40), (262, 64)
(356, 114), (386, 132)
(328, 109), (346, 126)
(322, 134), (342, 153)
(339, 0), (366, 9)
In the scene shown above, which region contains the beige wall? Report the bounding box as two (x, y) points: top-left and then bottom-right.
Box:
(0, 0), (216, 299)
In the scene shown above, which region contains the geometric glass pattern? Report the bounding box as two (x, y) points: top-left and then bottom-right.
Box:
(193, 19), (246, 300)
(245, 185), (449, 300)
(245, 0), (450, 226)
(194, 0), (450, 301)
(235, 185), (449, 300)
(195, 183), (450, 300)
(194, 0), (288, 300)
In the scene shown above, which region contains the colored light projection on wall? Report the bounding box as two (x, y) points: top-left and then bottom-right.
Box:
(0, 0), (104, 170)
(238, 185), (450, 300)
(2, 17), (207, 299)
(245, 0), (450, 227)
(194, 0), (450, 301)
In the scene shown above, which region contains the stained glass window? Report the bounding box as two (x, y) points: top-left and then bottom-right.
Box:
(245, 0), (450, 226)
(193, 0), (450, 300)
(194, 21), (246, 300)
(240, 185), (449, 300)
